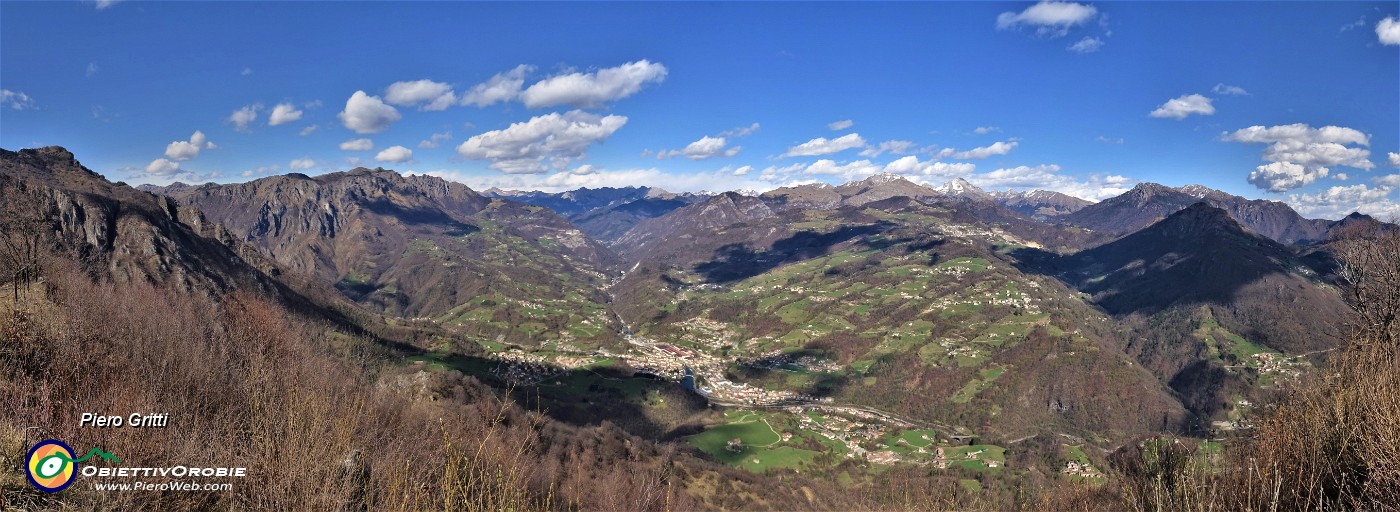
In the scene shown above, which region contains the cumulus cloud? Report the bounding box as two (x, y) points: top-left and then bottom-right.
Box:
(1067, 36), (1104, 53)
(1224, 123), (1374, 192)
(456, 110), (627, 174)
(1389, 152), (1400, 167)
(996, 1), (1098, 37)
(2, 89), (37, 110)
(784, 133), (867, 157)
(145, 158), (181, 177)
(385, 79), (456, 111)
(720, 123), (761, 137)
(228, 104), (261, 132)
(859, 140), (918, 158)
(520, 60), (667, 109)
(965, 164), (1133, 201)
(338, 91), (401, 135)
(375, 146), (413, 164)
(1212, 83), (1249, 96)
(164, 131), (216, 161)
(942, 139), (1019, 159)
(339, 138), (374, 151)
(418, 132), (452, 149)
(299, 125), (319, 136)
(1378, 17), (1400, 45)
(1150, 94), (1215, 120)
(973, 126), (1001, 135)
(268, 103), (304, 126)
(428, 167), (777, 195)
(827, 119), (854, 131)
(461, 65), (533, 107)
(289, 158), (317, 170)
(660, 136), (740, 160)
(1289, 183), (1400, 220)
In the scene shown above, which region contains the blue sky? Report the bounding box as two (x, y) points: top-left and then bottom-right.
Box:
(2, 1), (1397, 218)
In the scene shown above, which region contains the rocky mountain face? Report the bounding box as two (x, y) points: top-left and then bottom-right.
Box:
(148, 168), (622, 347)
(1059, 183), (1332, 244)
(0, 147), (350, 319)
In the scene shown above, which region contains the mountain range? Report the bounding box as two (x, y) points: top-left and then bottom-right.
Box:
(3, 146), (1378, 493)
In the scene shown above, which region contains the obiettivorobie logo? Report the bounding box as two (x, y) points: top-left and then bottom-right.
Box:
(26, 439), (121, 493)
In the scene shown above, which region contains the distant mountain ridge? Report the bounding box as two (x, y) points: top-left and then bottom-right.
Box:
(484, 186), (709, 244)
(1059, 182), (1334, 245)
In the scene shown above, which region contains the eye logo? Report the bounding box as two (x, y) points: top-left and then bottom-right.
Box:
(27, 439), (77, 493)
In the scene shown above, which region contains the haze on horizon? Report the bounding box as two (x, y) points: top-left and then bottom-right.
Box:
(1, 1), (1398, 219)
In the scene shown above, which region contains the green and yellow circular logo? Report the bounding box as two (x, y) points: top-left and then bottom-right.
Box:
(27, 439), (77, 493)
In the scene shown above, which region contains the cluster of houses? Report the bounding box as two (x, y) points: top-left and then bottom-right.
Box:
(490, 350), (564, 384)
(1063, 461), (1101, 478)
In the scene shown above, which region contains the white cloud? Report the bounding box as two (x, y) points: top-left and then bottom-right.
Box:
(719, 123), (761, 137)
(950, 140), (1019, 159)
(145, 158), (181, 177)
(418, 132), (452, 149)
(859, 140), (917, 158)
(429, 167), (777, 195)
(268, 103), (304, 126)
(241, 67), (253, 76)
(1149, 94), (1215, 120)
(661, 135), (740, 160)
(784, 133), (868, 157)
(86, 62), (99, 77)
(520, 60), (667, 108)
(338, 91), (401, 134)
(1, 89), (36, 110)
(456, 110), (626, 174)
(732, 165), (754, 176)
(883, 156), (976, 177)
(1212, 83), (1249, 96)
(1249, 162), (1320, 192)
(1289, 183), (1400, 220)
(385, 79), (456, 111)
(95, 0), (119, 10)
(1378, 16), (1400, 45)
(1224, 123), (1374, 192)
(1067, 36), (1104, 53)
(375, 146), (413, 164)
(963, 164), (1133, 201)
(241, 164), (281, 179)
(299, 125), (319, 136)
(461, 65), (533, 107)
(802, 159), (882, 176)
(228, 104), (262, 132)
(996, 1), (1098, 37)
(828, 119), (854, 131)
(973, 126), (1001, 135)
(289, 158), (317, 170)
(339, 138), (374, 152)
(1096, 135), (1125, 144)
(1335, 173), (1350, 181)
(164, 131), (216, 161)
(1389, 152), (1400, 167)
